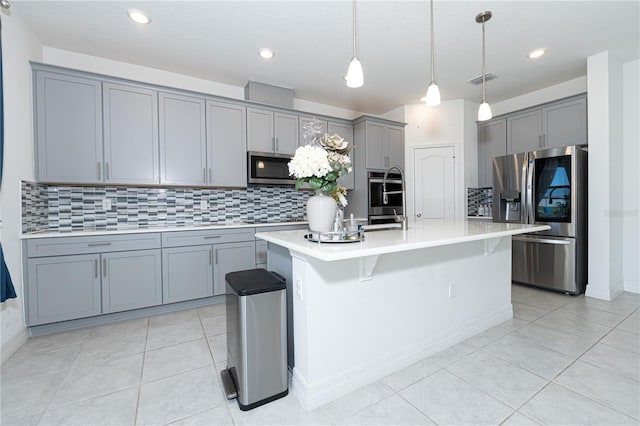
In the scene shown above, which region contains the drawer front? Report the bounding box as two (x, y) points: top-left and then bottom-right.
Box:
(26, 233), (162, 257)
(162, 228), (255, 248)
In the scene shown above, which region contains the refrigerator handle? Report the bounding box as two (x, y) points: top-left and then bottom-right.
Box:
(521, 154), (528, 224)
(526, 156), (535, 224)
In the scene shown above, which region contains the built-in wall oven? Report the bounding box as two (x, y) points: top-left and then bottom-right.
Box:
(368, 171), (403, 224)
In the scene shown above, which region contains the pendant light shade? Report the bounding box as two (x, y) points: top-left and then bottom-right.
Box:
(476, 11), (492, 121)
(346, 0), (363, 88)
(425, 0), (440, 106)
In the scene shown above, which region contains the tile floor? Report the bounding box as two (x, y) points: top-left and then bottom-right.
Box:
(1, 285), (638, 426)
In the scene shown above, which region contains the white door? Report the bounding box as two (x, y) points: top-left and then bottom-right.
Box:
(414, 146), (455, 220)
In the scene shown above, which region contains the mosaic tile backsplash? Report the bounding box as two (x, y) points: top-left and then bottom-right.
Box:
(467, 187), (493, 217)
(21, 181), (311, 233)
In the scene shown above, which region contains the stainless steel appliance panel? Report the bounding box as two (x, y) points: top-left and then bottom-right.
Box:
(512, 235), (582, 294)
(368, 172), (403, 217)
(247, 151), (295, 185)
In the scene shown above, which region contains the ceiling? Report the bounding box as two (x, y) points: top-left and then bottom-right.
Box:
(9, 1), (640, 115)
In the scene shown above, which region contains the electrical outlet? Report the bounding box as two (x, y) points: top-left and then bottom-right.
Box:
(295, 278), (303, 301)
(200, 200), (208, 210)
(448, 282), (456, 299)
(101, 198), (112, 211)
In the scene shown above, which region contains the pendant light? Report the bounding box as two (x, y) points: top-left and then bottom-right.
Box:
(346, 0), (364, 88)
(476, 11), (492, 121)
(425, 0), (441, 106)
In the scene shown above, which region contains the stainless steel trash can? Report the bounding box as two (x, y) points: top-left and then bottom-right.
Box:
(220, 269), (288, 411)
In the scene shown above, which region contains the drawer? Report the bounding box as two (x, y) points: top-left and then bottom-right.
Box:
(26, 233), (162, 257)
(162, 228), (256, 248)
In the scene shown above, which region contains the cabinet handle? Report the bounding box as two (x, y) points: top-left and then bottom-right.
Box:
(209, 248), (212, 265)
(542, 134), (546, 147)
(106, 163), (110, 180)
(209, 168), (212, 182)
(204, 235), (222, 239)
(272, 137), (276, 151)
(203, 168), (206, 183)
(103, 258), (107, 278)
(97, 162), (102, 180)
(538, 135), (542, 147)
(275, 137), (279, 152)
(88, 242), (111, 247)
(94, 259), (98, 278)
(214, 249), (218, 265)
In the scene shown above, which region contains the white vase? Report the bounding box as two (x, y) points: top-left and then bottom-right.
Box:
(306, 192), (337, 233)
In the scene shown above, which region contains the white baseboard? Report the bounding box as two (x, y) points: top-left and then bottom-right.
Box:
(292, 304), (513, 411)
(1, 328), (29, 365)
(623, 280), (640, 294)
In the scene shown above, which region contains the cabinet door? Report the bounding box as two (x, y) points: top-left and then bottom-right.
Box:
(255, 240), (268, 269)
(386, 125), (404, 169)
(35, 71), (103, 183)
(247, 107), (274, 152)
(102, 249), (162, 314)
(299, 117), (327, 146)
(478, 118), (507, 188)
(365, 122), (385, 170)
(162, 245), (214, 304)
(274, 112), (299, 155)
(208, 101), (247, 187)
(103, 83), (160, 184)
(159, 93), (207, 186)
(328, 121), (355, 189)
(507, 109), (542, 154)
(26, 254), (101, 325)
(543, 96), (587, 148)
(213, 242), (257, 295)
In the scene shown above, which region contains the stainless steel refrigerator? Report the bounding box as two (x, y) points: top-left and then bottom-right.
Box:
(493, 145), (588, 294)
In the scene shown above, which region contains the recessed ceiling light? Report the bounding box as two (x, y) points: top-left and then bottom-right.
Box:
(528, 48), (546, 59)
(128, 9), (151, 25)
(259, 48), (275, 60)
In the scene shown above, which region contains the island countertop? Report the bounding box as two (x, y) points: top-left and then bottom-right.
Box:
(256, 220), (550, 261)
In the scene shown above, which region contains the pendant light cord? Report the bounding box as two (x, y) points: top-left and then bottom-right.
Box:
(352, 0), (358, 57)
(430, 0), (435, 82)
(481, 19), (486, 102)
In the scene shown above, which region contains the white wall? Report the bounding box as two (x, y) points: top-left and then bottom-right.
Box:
(623, 59), (640, 293)
(0, 12), (42, 363)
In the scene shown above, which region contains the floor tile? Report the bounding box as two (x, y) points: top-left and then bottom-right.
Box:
(146, 317), (205, 351)
(381, 357), (441, 392)
(483, 334), (574, 380)
(500, 411), (541, 425)
(520, 383), (636, 425)
(616, 311), (639, 334)
(511, 322), (597, 357)
(73, 329), (147, 367)
(200, 315), (226, 337)
(168, 404), (234, 425)
(17, 328), (93, 354)
(37, 387), (138, 425)
(148, 308), (200, 328)
(567, 296), (638, 317)
(1, 345), (80, 383)
(339, 394), (435, 425)
(320, 381), (393, 423)
(88, 317), (148, 339)
(399, 369), (513, 425)
(136, 365), (225, 425)
(600, 328), (640, 354)
(561, 301), (630, 327)
(533, 309), (612, 340)
(227, 393), (332, 425)
(207, 333), (227, 364)
(197, 303), (225, 319)
(446, 350), (547, 409)
(512, 302), (549, 322)
(426, 339), (480, 368)
(1, 413), (42, 426)
(0, 372), (65, 422)
(554, 360), (640, 420)
(580, 342), (640, 381)
(142, 338), (213, 383)
(511, 286), (572, 310)
(614, 292), (640, 306)
(48, 353), (143, 408)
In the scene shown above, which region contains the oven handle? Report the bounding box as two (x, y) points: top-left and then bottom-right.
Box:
(369, 178), (403, 184)
(512, 236), (571, 245)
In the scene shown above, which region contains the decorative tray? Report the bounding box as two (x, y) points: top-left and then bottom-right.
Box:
(304, 233), (364, 244)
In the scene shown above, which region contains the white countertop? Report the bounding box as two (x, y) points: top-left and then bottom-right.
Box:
(20, 221), (308, 239)
(256, 220), (551, 261)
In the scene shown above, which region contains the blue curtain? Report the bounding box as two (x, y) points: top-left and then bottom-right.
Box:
(0, 16), (17, 303)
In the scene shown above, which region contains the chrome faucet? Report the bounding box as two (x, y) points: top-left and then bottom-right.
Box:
(382, 165), (408, 230)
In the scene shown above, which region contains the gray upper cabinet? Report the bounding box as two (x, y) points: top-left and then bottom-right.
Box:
(103, 82), (160, 185)
(328, 121), (355, 190)
(162, 245), (214, 304)
(159, 92), (207, 186)
(207, 100), (247, 187)
(478, 118), (507, 188)
(35, 71), (103, 184)
(363, 121), (404, 170)
(102, 249), (162, 314)
(247, 107), (299, 155)
(212, 241), (256, 295)
(386, 126), (404, 168)
(507, 95), (587, 154)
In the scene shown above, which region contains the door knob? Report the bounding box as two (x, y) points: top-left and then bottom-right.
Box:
(417, 213), (422, 218)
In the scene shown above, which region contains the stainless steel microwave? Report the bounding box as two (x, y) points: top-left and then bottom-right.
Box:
(247, 151), (296, 185)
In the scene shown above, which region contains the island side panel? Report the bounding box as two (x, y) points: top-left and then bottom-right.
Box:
(289, 237), (512, 410)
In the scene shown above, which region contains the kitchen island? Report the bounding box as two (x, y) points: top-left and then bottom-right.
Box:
(256, 220), (550, 410)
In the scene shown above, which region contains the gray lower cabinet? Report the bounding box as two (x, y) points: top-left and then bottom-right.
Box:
(213, 242), (257, 295)
(27, 254), (102, 325)
(102, 250), (162, 314)
(34, 70), (103, 184)
(103, 82), (160, 184)
(162, 245), (214, 304)
(255, 240), (268, 269)
(478, 118), (507, 187)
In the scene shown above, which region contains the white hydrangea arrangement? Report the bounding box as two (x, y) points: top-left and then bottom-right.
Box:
(288, 133), (353, 207)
